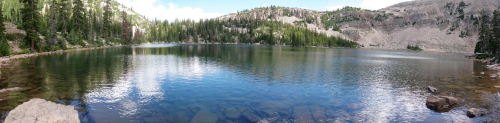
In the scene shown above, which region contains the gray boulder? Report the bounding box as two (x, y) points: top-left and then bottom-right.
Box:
(426, 86), (438, 93)
(426, 95), (458, 111)
(466, 108), (487, 118)
(5, 98), (80, 123)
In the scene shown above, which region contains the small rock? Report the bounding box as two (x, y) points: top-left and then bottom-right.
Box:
(426, 86), (438, 93)
(480, 72), (485, 75)
(426, 95), (458, 111)
(467, 108), (487, 118)
(478, 76), (483, 79)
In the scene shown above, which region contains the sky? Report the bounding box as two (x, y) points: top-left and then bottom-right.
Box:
(116, 0), (412, 22)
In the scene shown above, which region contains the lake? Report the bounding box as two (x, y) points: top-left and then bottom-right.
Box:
(0, 44), (499, 123)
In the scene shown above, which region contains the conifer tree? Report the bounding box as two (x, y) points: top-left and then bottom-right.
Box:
(121, 10), (129, 44)
(21, 0), (41, 50)
(58, 0), (69, 33)
(48, 0), (58, 50)
(477, 10), (491, 55)
(0, 1), (9, 56)
(71, 0), (85, 35)
(103, 0), (112, 38)
(0, 1), (5, 37)
(491, 9), (500, 56)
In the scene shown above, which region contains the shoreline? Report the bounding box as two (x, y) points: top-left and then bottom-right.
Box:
(0, 45), (128, 68)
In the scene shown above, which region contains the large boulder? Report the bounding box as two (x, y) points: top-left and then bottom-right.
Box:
(466, 108), (487, 118)
(5, 98), (80, 123)
(425, 86), (438, 93)
(426, 95), (458, 111)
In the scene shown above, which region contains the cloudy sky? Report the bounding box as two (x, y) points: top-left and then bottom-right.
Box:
(116, 0), (412, 22)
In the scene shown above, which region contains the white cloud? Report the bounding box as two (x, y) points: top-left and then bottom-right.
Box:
(116, 0), (222, 22)
(359, 0), (412, 10)
(261, 4), (267, 8)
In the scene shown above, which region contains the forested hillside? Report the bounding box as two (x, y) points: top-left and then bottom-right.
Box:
(0, 0), (150, 56)
(5, 0), (497, 57)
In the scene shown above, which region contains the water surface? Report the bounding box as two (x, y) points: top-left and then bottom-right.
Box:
(0, 44), (499, 123)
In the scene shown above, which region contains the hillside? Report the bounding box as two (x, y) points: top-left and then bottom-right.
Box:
(216, 0), (500, 53)
(1, 0), (497, 54)
(0, 0), (150, 54)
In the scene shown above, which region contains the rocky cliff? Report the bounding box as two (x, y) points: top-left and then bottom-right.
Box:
(219, 0), (500, 53)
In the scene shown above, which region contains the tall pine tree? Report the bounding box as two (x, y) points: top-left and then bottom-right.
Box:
(103, 0), (112, 38)
(71, 0), (85, 35)
(20, 0), (41, 50)
(58, 0), (69, 33)
(121, 10), (129, 44)
(48, 0), (58, 50)
(0, 1), (10, 56)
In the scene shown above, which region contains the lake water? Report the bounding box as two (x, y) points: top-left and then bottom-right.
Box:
(0, 44), (499, 123)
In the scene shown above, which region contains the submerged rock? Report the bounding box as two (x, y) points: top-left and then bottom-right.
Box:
(490, 74), (498, 79)
(190, 110), (218, 123)
(293, 106), (315, 123)
(0, 87), (22, 94)
(5, 98), (79, 123)
(310, 105), (327, 123)
(426, 86), (438, 93)
(466, 108), (487, 118)
(425, 95), (458, 111)
(242, 110), (262, 122)
(225, 108), (241, 119)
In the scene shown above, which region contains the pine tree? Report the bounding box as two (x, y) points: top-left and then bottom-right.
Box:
(491, 9), (500, 56)
(21, 0), (41, 51)
(103, 0), (112, 38)
(0, 1), (9, 56)
(48, 0), (58, 50)
(58, 0), (69, 33)
(0, 1), (5, 37)
(72, 0), (85, 35)
(478, 10), (491, 55)
(121, 10), (129, 44)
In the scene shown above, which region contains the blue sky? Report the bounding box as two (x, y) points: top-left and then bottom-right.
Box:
(116, 0), (411, 22)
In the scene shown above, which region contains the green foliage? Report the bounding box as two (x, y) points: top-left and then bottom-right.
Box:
(407, 45), (423, 51)
(0, 38), (10, 56)
(4, 33), (24, 41)
(459, 31), (468, 38)
(20, 0), (42, 51)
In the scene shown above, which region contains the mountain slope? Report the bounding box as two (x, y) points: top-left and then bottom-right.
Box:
(217, 0), (498, 53)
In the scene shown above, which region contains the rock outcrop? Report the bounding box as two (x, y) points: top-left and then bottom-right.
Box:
(5, 98), (80, 123)
(426, 95), (458, 111)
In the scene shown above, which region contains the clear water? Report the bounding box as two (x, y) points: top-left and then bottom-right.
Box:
(0, 44), (499, 123)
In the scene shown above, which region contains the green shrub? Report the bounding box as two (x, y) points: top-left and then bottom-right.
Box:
(57, 38), (67, 50)
(407, 45), (423, 51)
(0, 37), (10, 56)
(4, 33), (24, 41)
